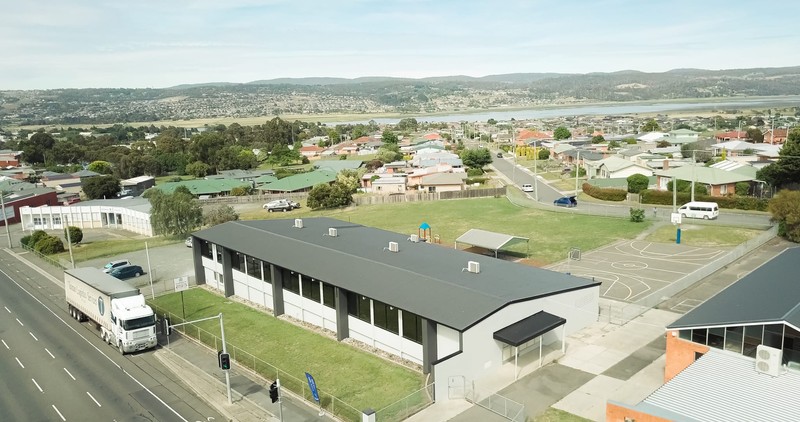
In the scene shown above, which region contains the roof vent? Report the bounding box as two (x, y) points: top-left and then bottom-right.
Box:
(408, 234), (419, 243)
(328, 227), (338, 237)
(294, 218), (303, 229)
(755, 344), (783, 377)
(384, 241), (399, 253)
(464, 261), (480, 274)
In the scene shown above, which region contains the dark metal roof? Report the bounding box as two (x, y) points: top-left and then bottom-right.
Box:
(194, 218), (599, 331)
(493, 311), (566, 347)
(668, 247), (800, 330)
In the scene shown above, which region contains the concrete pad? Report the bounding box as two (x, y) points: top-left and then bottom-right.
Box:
(609, 355), (666, 405)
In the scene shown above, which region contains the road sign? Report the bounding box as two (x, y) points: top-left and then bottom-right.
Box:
(305, 372), (319, 402)
(569, 247), (581, 261)
(174, 276), (189, 292)
(671, 213), (682, 226)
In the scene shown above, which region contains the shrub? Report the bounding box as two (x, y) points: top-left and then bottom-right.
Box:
(34, 235), (65, 255)
(20, 235), (32, 247)
(639, 189), (770, 211)
(27, 230), (48, 247)
(467, 168), (485, 177)
(735, 182), (750, 196)
(64, 226), (83, 244)
(582, 183), (627, 201)
(230, 186), (250, 196)
(629, 208), (645, 222)
(627, 174), (649, 194)
(465, 177), (488, 185)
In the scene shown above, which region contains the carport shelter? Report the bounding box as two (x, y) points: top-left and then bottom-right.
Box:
(493, 311), (566, 379)
(455, 228), (529, 258)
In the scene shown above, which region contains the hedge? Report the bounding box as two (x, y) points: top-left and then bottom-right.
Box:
(639, 189), (770, 211)
(582, 182), (628, 201)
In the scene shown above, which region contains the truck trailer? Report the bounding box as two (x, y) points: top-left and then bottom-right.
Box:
(65, 267), (157, 354)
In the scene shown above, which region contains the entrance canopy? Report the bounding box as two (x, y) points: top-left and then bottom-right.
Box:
(455, 229), (529, 258)
(493, 311), (566, 347)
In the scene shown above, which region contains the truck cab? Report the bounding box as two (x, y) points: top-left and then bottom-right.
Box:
(107, 295), (157, 353)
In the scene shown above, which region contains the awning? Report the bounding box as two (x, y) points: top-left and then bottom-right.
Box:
(455, 228), (529, 258)
(493, 311), (566, 347)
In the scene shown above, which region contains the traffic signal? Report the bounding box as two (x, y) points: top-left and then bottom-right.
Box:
(163, 317), (171, 336)
(219, 352), (231, 370)
(269, 381), (279, 403)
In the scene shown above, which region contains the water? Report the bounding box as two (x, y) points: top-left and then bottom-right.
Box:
(333, 96), (800, 125)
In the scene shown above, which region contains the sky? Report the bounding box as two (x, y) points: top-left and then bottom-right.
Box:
(2, 0), (799, 90)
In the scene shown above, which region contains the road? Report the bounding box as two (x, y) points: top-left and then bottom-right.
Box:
(492, 153), (772, 228)
(0, 251), (223, 422)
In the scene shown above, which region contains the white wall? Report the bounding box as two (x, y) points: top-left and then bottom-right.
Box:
(20, 204), (153, 236)
(611, 167), (653, 179)
(433, 286), (599, 401)
(231, 270), (272, 309)
(437, 325), (461, 359)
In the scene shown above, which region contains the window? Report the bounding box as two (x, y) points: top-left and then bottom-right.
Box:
(53, 216), (62, 225)
(678, 330), (691, 340)
(232, 252), (245, 273)
(402, 310), (422, 344)
(691, 328), (707, 345)
(373, 300), (399, 334)
(200, 241), (213, 259)
(724, 326), (743, 353)
(283, 270), (300, 294)
(301, 277), (321, 303)
(262, 263), (272, 284)
(246, 255), (261, 279)
(346, 291), (370, 322)
(322, 283), (336, 308)
(764, 324), (784, 349)
(743, 325), (763, 358)
(783, 325), (800, 366)
(707, 327), (724, 349)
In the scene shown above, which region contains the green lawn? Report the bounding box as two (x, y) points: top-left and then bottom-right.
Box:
(645, 224), (763, 247)
(54, 237), (182, 263)
(241, 196), (650, 265)
(150, 289), (425, 421)
(534, 408), (592, 422)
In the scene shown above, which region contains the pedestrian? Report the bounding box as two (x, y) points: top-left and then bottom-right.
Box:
(653, 207), (658, 218)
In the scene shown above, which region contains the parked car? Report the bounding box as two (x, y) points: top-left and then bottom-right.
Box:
(553, 196), (578, 208)
(496, 152), (503, 158)
(521, 184), (534, 192)
(108, 264), (145, 280)
(103, 259), (131, 273)
(263, 199), (300, 212)
(185, 237), (193, 247)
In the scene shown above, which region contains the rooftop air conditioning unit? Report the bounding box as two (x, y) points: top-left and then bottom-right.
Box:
(328, 228), (338, 237)
(755, 344), (783, 377)
(388, 241), (399, 252)
(409, 234), (419, 243)
(294, 219), (303, 229)
(467, 261), (480, 274)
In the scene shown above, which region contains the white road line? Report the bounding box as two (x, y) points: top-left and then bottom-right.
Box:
(1, 339), (8, 349)
(3, 306), (9, 312)
(29, 332), (38, 341)
(52, 405), (66, 421)
(46, 348), (55, 359)
(64, 367), (76, 381)
(16, 318), (23, 326)
(32, 378), (43, 392)
(15, 357), (24, 368)
(87, 391), (102, 407)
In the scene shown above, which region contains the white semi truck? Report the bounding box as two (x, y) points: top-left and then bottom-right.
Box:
(65, 267), (157, 354)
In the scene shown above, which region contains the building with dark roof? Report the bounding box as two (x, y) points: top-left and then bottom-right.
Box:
(190, 217), (600, 402)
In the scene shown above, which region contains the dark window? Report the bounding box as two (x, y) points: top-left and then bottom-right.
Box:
(200, 241), (213, 259)
(346, 292), (370, 322)
(743, 325), (763, 358)
(301, 277), (321, 303)
(322, 283), (335, 309)
(263, 262), (272, 284)
(283, 270), (300, 294)
(691, 328), (707, 345)
(707, 327), (724, 349)
(232, 252), (246, 273)
(246, 255), (261, 279)
(678, 330), (691, 341)
(764, 324), (784, 348)
(373, 300), (399, 334)
(724, 326), (743, 354)
(402, 310), (422, 344)
(783, 325), (800, 366)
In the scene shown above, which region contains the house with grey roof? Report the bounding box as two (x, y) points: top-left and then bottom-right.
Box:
(607, 247), (800, 422)
(190, 218), (600, 402)
(654, 165), (757, 196)
(587, 156), (653, 179)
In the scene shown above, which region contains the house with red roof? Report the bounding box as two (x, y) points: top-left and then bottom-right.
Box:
(714, 131), (749, 142)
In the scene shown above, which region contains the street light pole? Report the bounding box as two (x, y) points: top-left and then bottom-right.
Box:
(0, 191), (13, 248)
(574, 150), (580, 194)
(533, 141), (539, 201)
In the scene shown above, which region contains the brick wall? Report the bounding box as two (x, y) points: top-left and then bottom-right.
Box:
(664, 330), (708, 382)
(606, 402), (673, 422)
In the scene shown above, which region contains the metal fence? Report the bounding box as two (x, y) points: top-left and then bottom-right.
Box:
(20, 242), (67, 269)
(196, 192), (308, 206)
(150, 304), (364, 421)
(374, 382), (435, 422)
(465, 380), (525, 422)
(353, 187), (506, 206)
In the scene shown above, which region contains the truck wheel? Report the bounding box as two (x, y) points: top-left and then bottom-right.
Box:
(118, 342), (125, 355)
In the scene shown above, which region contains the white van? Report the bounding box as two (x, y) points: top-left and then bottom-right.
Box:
(521, 184), (534, 192)
(678, 201), (719, 220)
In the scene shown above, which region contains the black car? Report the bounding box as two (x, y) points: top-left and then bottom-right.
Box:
(109, 264), (145, 280)
(553, 196), (578, 208)
(496, 152), (503, 158)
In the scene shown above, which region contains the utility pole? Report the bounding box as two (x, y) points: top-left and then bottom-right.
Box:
(0, 192), (12, 248)
(574, 150), (580, 194)
(533, 140), (539, 201)
(691, 150), (696, 202)
(168, 314), (232, 404)
(65, 222), (75, 268)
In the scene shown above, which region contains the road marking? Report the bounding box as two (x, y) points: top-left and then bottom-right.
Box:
(64, 367), (76, 380)
(1, 339), (8, 349)
(16, 318), (23, 326)
(46, 348), (55, 359)
(29, 332), (38, 341)
(3, 306), (9, 313)
(87, 391), (102, 407)
(15, 357), (24, 368)
(32, 378), (43, 392)
(52, 405), (66, 421)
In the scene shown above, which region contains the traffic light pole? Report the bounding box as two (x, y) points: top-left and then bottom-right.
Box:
(277, 379), (283, 421)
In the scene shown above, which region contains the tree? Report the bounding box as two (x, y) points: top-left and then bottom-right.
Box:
(460, 148), (492, 169)
(487, 118), (497, 125)
(627, 174), (649, 193)
(185, 161), (210, 178)
(554, 126), (571, 140)
(144, 186), (203, 236)
(34, 235), (65, 255)
(746, 128), (765, 143)
(63, 226), (83, 244)
(203, 205), (239, 227)
(735, 182), (750, 196)
(769, 190), (800, 242)
(641, 119), (661, 132)
(381, 130), (398, 144)
(591, 135), (605, 144)
(306, 182), (353, 210)
(19, 132), (56, 165)
(87, 160), (113, 174)
(757, 128), (800, 188)
(656, 140), (672, 148)
(538, 147), (550, 160)
(83, 175), (121, 199)
(336, 169), (361, 194)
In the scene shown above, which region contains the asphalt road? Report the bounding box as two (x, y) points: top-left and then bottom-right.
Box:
(0, 250), (223, 422)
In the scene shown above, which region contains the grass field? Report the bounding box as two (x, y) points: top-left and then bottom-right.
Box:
(55, 236), (181, 263)
(150, 288), (426, 421)
(644, 224), (763, 247)
(534, 408), (592, 422)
